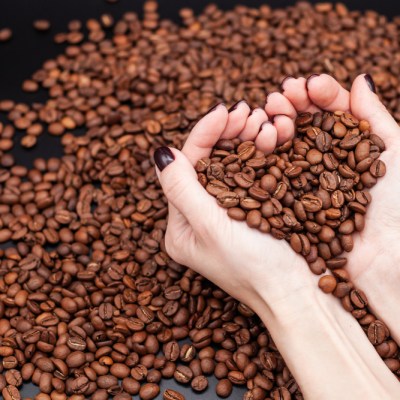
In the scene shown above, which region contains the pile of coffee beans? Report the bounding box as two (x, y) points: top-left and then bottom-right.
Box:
(197, 110), (393, 342)
(0, 1), (400, 399)
(198, 111), (385, 277)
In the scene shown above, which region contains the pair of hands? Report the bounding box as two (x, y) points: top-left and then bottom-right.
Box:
(155, 74), (400, 332)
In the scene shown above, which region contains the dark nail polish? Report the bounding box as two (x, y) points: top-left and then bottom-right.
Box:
(154, 147), (175, 171)
(259, 121), (272, 132)
(305, 74), (320, 90)
(229, 100), (246, 113)
(205, 102), (224, 116)
(280, 76), (294, 92)
(364, 74), (376, 93)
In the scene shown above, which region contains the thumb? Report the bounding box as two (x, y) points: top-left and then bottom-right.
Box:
(350, 74), (400, 147)
(154, 146), (217, 229)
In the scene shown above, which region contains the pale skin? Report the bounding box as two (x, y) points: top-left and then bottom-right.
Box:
(154, 74), (400, 399)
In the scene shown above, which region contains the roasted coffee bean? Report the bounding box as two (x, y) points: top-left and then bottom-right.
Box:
(191, 375), (208, 392)
(139, 383), (160, 400)
(163, 389), (185, 400)
(4, 370), (22, 387)
(368, 321), (388, 345)
(2, 385), (21, 400)
(174, 365), (193, 384)
(216, 379), (232, 398)
(318, 275), (337, 294)
(33, 20), (51, 31)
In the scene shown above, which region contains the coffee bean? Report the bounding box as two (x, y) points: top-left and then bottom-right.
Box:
(216, 191), (240, 208)
(350, 289), (368, 309)
(163, 389), (185, 400)
(139, 383), (160, 400)
(301, 194), (322, 213)
(4, 370), (22, 387)
(216, 379), (232, 398)
(174, 365), (193, 384)
(0, 28), (12, 42)
(370, 160), (386, 177)
(318, 275), (337, 294)
(33, 20), (51, 31)
(191, 375), (208, 392)
(368, 321), (388, 345)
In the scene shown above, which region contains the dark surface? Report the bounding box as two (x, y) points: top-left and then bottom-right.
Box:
(0, 0), (399, 399)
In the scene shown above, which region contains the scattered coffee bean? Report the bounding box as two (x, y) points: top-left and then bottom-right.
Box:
(33, 20), (51, 31)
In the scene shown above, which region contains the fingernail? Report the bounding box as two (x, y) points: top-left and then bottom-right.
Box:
(205, 102), (225, 116)
(280, 76), (294, 92)
(364, 74), (376, 93)
(305, 74), (320, 90)
(154, 147), (175, 171)
(229, 100), (246, 113)
(259, 121), (272, 132)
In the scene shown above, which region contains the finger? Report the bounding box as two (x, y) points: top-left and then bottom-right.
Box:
(281, 77), (320, 113)
(350, 74), (400, 147)
(306, 74), (350, 112)
(154, 147), (218, 229)
(220, 100), (251, 139)
(273, 114), (296, 145)
(239, 108), (269, 141)
(255, 122), (278, 154)
(265, 92), (297, 119)
(182, 103), (229, 166)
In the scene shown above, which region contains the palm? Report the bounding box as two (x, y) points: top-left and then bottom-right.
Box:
(347, 146), (400, 278)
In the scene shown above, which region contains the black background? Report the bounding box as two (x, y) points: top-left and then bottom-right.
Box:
(0, 1), (399, 399)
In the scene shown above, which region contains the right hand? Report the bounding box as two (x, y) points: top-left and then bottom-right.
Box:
(265, 73), (400, 342)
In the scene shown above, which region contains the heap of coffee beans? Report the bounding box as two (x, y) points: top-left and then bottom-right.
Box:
(197, 109), (394, 365)
(0, 1), (400, 399)
(197, 111), (385, 277)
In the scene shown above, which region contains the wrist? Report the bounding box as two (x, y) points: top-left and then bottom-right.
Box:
(253, 278), (400, 400)
(353, 253), (400, 343)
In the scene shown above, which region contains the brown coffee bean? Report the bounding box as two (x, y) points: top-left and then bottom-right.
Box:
(216, 379), (232, 398)
(318, 275), (337, 294)
(191, 375), (208, 392)
(174, 365), (193, 384)
(33, 20), (51, 31)
(368, 321), (388, 345)
(4, 370), (22, 387)
(139, 383), (160, 400)
(227, 207), (246, 221)
(217, 191), (239, 208)
(163, 389), (185, 400)
(369, 160), (386, 177)
(0, 28), (12, 42)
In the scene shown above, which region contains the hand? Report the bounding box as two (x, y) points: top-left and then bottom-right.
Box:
(265, 73), (400, 342)
(153, 102), (316, 319)
(154, 98), (400, 399)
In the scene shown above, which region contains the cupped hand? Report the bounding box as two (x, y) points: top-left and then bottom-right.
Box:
(154, 102), (317, 317)
(265, 73), (400, 341)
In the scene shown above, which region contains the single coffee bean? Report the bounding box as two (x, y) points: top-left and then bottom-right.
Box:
(368, 321), (388, 345)
(318, 275), (337, 294)
(174, 365), (193, 384)
(2, 385), (21, 400)
(33, 20), (51, 31)
(139, 383), (160, 400)
(191, 375), (208, 392)
(163, 389), (185, 400)
(216, 379), (232, 398)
